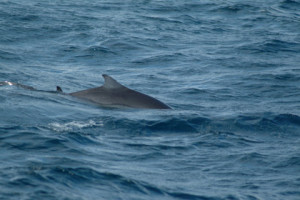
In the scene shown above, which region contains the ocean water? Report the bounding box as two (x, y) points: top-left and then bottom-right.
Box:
(1, 0), (300, 199)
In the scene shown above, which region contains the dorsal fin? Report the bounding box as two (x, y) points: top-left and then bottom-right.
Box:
(56, 86), (63, 92)
(102, 74), (123, 89)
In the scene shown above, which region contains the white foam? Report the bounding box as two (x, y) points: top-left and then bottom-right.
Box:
(6, 81), (13, 86)
(0, 81), (13, 86)
(49, 120), (103, 132)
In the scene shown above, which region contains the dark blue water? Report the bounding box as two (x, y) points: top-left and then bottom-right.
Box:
(1, 0), (300, 199)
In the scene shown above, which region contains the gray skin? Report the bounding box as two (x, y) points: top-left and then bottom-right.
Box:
(65, 74), (171, 109)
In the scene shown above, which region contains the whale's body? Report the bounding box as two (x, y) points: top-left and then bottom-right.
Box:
(67, 74), (170, 109)
(1, 75), (171, 109)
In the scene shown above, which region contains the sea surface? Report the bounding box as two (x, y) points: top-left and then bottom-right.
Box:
(1, 0), (300, 199)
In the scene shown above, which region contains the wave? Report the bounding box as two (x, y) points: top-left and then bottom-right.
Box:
(78, 45), (116, 58)
(273, 114), (300, 126)
(101, 39), (140, 52)
(210, 3), (258, 14)
(23, 165), (220, 200)
(231, 113), (300, 136)
(132, 52), (186, 64)
(49, 120), (102, 132)
(237, 39), (300, 54)
(279, 0), (300, 11)
(258, 39), (300, 53)
(0, 49), (23, 61)
(45, 112), (300, 138)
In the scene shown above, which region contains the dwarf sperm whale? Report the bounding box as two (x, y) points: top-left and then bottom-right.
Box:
(59, 74), (171, 109)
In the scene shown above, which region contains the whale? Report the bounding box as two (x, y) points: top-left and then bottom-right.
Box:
(58, 74), (171, 109)
(1, 74), (171, 109)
